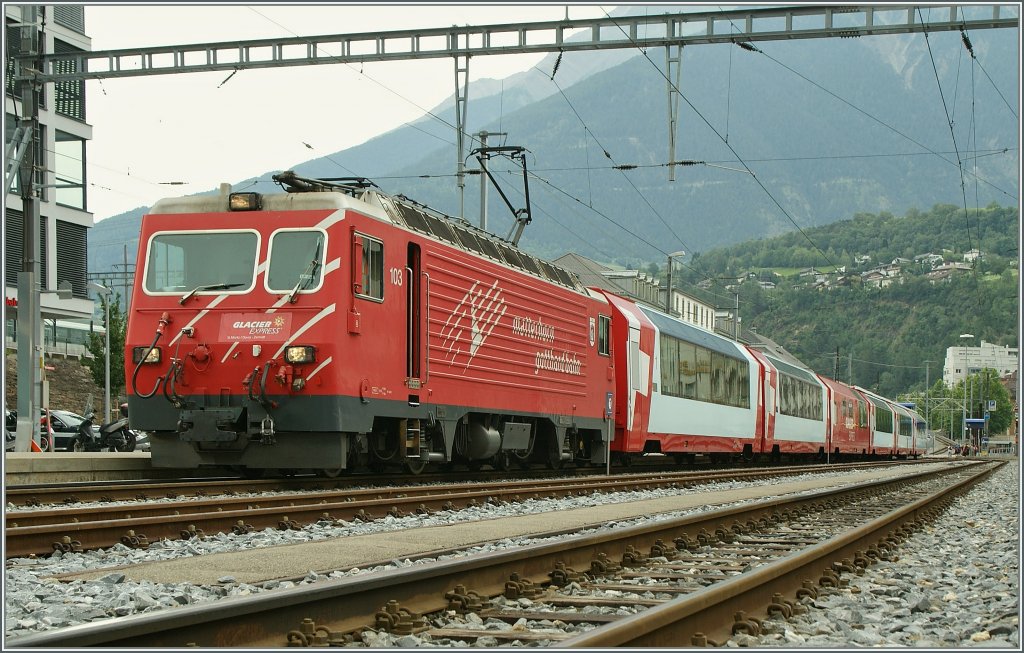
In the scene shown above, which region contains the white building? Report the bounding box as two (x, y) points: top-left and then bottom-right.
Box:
(5, 5), (96, 344)
(943, 340), (1019, 385)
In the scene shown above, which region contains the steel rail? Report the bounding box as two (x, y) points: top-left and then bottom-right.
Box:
(4, 462), (927, 558)
(7, 461), (994, 648)
(561, 460), (1004, 646)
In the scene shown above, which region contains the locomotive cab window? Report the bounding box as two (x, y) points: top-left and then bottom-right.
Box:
(355, 234), (384, 301)
(145, 231), (258, 294)
(597, 315), (611, 356)
(267, 230), (325, 293)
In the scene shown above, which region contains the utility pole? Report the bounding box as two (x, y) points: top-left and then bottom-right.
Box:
(923, 360), (934, 429)
(833, 348), (840, 380)
(14, 6), (42, 453)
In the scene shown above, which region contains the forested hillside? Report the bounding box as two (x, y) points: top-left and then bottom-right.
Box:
(677, 204), (1019, 399)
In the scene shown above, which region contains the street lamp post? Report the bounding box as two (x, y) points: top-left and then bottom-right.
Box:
(959, 333), (974, 447)
(665, 250), (685, 315)
(89, 282), (112, 424)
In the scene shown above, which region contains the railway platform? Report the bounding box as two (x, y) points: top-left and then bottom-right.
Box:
(2, 452), (222, 486)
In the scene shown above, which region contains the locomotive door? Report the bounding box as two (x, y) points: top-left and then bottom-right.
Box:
(406, 243), (424, 389)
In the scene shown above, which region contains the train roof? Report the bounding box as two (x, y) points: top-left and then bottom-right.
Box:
(147, 174), (585, 294)
(637, 304), (750, 360)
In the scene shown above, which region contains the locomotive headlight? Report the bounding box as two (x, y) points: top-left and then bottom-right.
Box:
(284, 345), (315, 364)
(133, 346), (161, 364)
(229, 192), (262, 211)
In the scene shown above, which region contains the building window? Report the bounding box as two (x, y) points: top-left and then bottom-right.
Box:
(53, 39), (85, 120)
(55, 130), (86, 209)
(53, 6), (86, 34)
(3, 208), (48, 288)
(56, 220), (87, 298)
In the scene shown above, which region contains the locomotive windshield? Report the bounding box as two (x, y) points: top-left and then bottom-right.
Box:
(267, 230), (325, 294)
(145, 231), (258, 293)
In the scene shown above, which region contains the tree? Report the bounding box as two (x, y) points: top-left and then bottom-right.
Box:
(83, 292), (127, 402)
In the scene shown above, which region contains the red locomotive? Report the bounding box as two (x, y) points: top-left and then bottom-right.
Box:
(125, 173), (929, 476)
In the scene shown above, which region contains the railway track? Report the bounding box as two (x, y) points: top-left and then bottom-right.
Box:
(6, 461), (926, 558)
(8, 459), (999, 648)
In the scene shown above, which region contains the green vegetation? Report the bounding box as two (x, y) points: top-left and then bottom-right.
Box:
(673, 204), (1019, 404)
(83, 292), (127, 397)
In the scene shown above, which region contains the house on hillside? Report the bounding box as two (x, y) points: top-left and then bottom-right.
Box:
(914, 253), (944, 268)
(963, 249), (984, 262)
(926, 262), (972, 284)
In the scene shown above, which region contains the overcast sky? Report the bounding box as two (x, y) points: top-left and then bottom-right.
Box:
(82, 3), (617, 221)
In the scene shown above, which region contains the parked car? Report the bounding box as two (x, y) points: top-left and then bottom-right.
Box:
(43, 409), (94, 452)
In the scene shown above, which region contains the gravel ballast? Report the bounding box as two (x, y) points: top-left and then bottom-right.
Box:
(3, 460), (1018, 646)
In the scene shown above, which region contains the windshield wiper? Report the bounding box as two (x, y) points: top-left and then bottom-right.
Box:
(287, 241), (323, 304)
(179, 282), (244, 305)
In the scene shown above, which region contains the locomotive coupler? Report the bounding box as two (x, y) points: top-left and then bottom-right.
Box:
(260, 416), (276, 444)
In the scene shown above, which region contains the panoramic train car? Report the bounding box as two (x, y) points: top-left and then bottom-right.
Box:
(125, 174), (615, 475)
(892, 401), (921, 457)
(855, 386), (898, 456)
(750, 350), (828, 455)
(598, 293), (764, 461)
(906, 406), (933, 454)
(816, 375), (872, 457)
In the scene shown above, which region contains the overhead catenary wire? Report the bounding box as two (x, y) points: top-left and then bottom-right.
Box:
(601, 11), (839, 274)
(917, 7), (976, 262)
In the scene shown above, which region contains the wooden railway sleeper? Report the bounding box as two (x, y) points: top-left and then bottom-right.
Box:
(445, 584), (488, 613)
(179, 524), (205, 540)
(374, 600), (429, 635)
(52, 535), (83, 553)
(120, 529), (149, 548)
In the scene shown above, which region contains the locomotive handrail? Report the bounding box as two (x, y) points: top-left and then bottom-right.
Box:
(423, 271), (431, 386)
(406, 266), (415, 382)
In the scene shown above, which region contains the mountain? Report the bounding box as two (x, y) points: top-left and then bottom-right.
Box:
(89, 15), (1019, 274)
(675, 203), (1019, 399)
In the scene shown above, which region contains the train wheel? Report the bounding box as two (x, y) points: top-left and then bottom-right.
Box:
(319, 467), (346, 478)
(404, 460), (427, 475)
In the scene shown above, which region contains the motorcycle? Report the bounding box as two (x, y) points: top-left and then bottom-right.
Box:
(72, 402), (136, 453)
